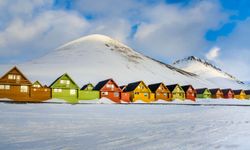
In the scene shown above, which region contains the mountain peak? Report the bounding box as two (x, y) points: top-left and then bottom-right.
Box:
(173, 56), (244, 84)
(57, 34), (127, 50)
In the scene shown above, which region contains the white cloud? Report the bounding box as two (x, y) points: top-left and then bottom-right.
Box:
(215, 19), (250, 81)
(0, 10), (89, 59)
(205, 46), (220, 61)
(133, 1), (227, 61)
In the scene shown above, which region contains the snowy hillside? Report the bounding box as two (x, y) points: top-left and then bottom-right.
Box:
(173, 56), (247, 89)
(0, 34), (246, 89)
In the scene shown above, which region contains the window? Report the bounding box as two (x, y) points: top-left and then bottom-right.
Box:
(144, 93), (148, 97)
(102, 92), (108, 95)
(8, 74), (14, 79)
(33, 89), (37, 91)
(66, 80), (70, 85)
(135, 92), (139, 95)
(114, 92), (119, 97)
(0, 85), (4, 89)
(33, 84), (41, 88)
(44, 89), (48, 92)
(8, 74), (21, 80)
(70, 89), (76, 95)
(5, 85), (10, 90)
(106, 84), (114, 89)
(54, 89), (62, 93)
(20, 86), (28, 93)
(16, 75), (21, 80)
(164, 93), (167, 96)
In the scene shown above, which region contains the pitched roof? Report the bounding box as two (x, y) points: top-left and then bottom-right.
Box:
(209, 89), (221, 94)
(233, 90), (244, 95)
(0, 66), (32, 85)
(123, 81), (142, 92)
(148, 83), (162, 92)
(166, 84), (178, 92)
(221, 89), (233, 94)
(245, 90), (250, 95)
(93, 79), (111, 90)
(81, 83), (93, 90)
(196, 88), (208, 94)
(49, 73), (79, 88)
(119, 85), (126, 91)
(33, 81), (42, 87)
(181, 85), (194, 92)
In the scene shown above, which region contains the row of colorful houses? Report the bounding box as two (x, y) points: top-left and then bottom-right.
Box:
(0, 67), (249, 103)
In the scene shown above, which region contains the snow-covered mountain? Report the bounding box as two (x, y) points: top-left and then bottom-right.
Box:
(173, 56), (247, 88)
(0, 34), (247, 89)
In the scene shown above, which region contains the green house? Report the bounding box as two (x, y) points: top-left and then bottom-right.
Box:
(196, 88), (211, 98)
(78, 83), (100, 100)
(166, 84), (185, 100)
(50, 73), (79, 103)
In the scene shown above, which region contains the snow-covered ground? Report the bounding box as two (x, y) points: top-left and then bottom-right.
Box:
(1, 102), (250, 150)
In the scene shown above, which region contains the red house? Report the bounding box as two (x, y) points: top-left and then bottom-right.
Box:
(93, 79), (122, 103)
(181, 85), (196, 101)
(120, 85), (130, 103)
(221, 89), (234, 99)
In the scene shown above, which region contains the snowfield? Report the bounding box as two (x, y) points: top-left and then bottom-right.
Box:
(1, 101), (250, 149)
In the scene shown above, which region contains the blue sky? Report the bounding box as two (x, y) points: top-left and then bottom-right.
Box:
(0, 0), (249, 80)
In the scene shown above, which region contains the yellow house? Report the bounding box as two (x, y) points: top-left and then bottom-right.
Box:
(123, 81), (155, 103)
(233, 90), (246, 100)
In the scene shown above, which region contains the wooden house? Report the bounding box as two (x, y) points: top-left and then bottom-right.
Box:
(120, 85), (130, 103)
(0, 66), (32, 101)
(166, 84), (185, 100)
(221, 89), (234, 99)
(30, 81), (51, 101)
(233, 90), (246, 100)
(93, 79), (122, 103)
(50, 73), (79, 103)
(209, 88), (223, 99)
(196, 88), (211, 98)
(78, 83), (100, 100)
(148, 83), (171, 101)
(181, 85), (196, 101)
(245, 90), (250, 99)
(123, 81), (155, 103)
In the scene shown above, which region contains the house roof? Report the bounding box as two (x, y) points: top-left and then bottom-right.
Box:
(221, 89), (233, 94)
(93, 79), (111, 90)
(166, 84), (179, 92)
(123, 81), (142, 92)
(81, 83), (93, 90)
(245, 90), (250, 95)
(49, 73), (79, 88)
(209, 88), (221, 94)
(196, 88), (209, 94)
(233, 90), (244, 95)
(33, 81), (42, 87)
(119, 85), (126, 91)
(148, 83), (162, 92)
(181, 85), (194, 92)
(0, 66), (32, 85)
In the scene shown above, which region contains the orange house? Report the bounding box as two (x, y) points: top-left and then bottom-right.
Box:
(148, 83), (171, 101)
(30, 81), (51, 101)
(209, 88), (223, 99)
(0, 66), (32, 101)
(181, 85), (196, 101)
(120, 85), (130, 103)
(93, 79), (122, 103)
